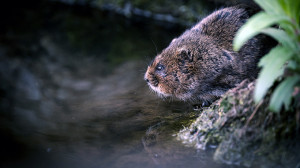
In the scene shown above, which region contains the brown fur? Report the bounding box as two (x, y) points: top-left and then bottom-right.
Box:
(144, 6), (274, 105)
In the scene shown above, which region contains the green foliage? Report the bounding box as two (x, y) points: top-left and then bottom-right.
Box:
(233, 0), (300, 112)
(255, 46), (293, 102)
(269, 75), (300, 112)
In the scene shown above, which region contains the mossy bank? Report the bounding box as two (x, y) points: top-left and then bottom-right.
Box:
(177, 80), (300, 167)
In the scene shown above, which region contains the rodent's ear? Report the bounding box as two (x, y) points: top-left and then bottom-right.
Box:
(171, 38), (177, 43)
(178, 47), (193, 62)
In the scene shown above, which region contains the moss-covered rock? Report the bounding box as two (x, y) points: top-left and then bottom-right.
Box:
(177, 80), (300, 167)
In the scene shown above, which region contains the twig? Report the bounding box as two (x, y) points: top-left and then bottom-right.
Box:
(244, 100), (263, 128)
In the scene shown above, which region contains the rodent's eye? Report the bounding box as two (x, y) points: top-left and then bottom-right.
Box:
(155, 64), (164, 71)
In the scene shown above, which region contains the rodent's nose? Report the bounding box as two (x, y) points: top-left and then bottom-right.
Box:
(144, 77), (149, 83)
(145, 74), (159, 87)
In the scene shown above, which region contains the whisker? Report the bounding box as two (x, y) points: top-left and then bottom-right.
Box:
(150, 38), (158, 55)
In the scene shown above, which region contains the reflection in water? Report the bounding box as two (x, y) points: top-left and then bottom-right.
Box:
(0, 1), (230, 168)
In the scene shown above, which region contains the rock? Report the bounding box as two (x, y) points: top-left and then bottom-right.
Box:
(177, 80), (300, 167)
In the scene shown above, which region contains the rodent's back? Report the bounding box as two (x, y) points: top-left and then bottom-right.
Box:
(144, 6), (275, 105)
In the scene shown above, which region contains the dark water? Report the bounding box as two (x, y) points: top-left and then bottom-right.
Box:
(0, 1), (232, 168)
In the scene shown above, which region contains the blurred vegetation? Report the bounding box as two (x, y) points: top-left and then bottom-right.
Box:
(0, 0), (186, 67)
(59, 0), (216, 25)
(98, 0), (214, 22)
(234, 0), (300, 112)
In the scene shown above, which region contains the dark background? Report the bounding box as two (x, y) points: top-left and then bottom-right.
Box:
(0, 1), (249, 167)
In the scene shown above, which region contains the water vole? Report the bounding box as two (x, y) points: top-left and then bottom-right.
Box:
(144, 6), (274, 105)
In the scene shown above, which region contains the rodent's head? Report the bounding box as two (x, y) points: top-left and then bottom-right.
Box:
(144, 6), (257, 104)
(144, 33), (234, 104)
(144, 39), (204, 101)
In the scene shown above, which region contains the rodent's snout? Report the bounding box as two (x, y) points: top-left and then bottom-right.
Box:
(144, 64), (173, 97)
(144, 71), (159, 87)
(144, 72), (149, 83)
(144, 76), (149, 83)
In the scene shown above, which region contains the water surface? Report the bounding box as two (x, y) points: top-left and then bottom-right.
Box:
(0, 2), (232, 168)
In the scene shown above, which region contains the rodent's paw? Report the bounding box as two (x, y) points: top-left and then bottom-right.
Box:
(193, 101), (211, 110)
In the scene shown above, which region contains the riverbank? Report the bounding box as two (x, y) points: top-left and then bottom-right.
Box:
(178, 79), (300, 167)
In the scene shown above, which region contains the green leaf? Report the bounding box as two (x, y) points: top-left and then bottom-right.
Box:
(254, 46), (293, 102)
(278, 0), (289, 15)
(254, 0), (283, 15)
(282, 0), (300, 22)
(233, 12), (289, 51)
(290, 0), (300, 24)
(269, 75), (300, 112)
(287, 60), (298, 70)
(260, 28), (296, 50)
